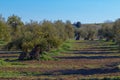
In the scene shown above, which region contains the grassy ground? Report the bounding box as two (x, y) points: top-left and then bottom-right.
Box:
(0, 40), (120, 80)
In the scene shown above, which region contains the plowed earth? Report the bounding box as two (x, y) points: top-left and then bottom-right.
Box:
(0, 40), (120, 80)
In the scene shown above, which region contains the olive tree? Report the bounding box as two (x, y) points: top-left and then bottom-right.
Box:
(98, 23), (114, 41)
(74, 21), (81, 40)
(113, 19), (120, 44)
(7, 15), (24, 40)
(0, 15), (11, 42)
(54, 20), (68, 41)
(65, 20), (74, 39)
(80, 25), (97, 40)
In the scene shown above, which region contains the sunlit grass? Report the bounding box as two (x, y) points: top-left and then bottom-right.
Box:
(49, 40), (74, 55)
(0, 71), (42, 78)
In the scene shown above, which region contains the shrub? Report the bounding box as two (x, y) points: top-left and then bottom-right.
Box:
(40, 52), (54, 61)
(0, 60), (10, 66)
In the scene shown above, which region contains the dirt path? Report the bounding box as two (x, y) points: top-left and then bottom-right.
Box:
(0, 40), (120, 80)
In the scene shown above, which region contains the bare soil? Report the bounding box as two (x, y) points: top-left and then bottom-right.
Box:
(0, 40), (120, 80)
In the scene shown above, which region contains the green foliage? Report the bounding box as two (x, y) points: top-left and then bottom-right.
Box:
(65, 21), (74, 39)
(98, 23), (114, 41)
(41, 20), (63, 50)
(50, 40), (73, 55)
(74, 21), (81, 28)
(40, 52), (54, 61)
(40, 40), (73, 60)
(113, 19), (120, 49)
(54, 20), (68, 41)
(5, 18), (74, 60)
(0, 19), (11, 42)
(34, 40), (72, 61)
(0, 40), (5, 45)
(0, 15), (75, 60)
(61, 42), (71, 51)
(7, 14), (24, 40)
(0, 71), (42, 78)
(80, 25), (97, 40)
(0, 59), (10, 66)
(0, 71), (21, 78)
(7, 14), (23, 27)
(0, 59), (26, 67)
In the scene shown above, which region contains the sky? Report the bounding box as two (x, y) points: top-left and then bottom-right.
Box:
(0, 0), (120, 23)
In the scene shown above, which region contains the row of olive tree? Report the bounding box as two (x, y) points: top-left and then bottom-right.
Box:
(0, 15), (74, 60)
(74, 19), (119, 42)
(113, 19), (120, 46)
(98, 19), (120, 42)
(0, 15), (11, 42)
(98, 23), (114, 41)
(97, 19), (120, 49)
(74, 24), (98, 40)
(1, 14), (120, 60)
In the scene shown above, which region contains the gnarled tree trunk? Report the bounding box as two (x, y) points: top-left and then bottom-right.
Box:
(19, 45), (42, 60)
(29, 45), (41, 60)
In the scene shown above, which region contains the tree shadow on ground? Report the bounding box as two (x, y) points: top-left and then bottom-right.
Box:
(41, 67), (119, 76)
(98, 46), (119, 51)
(67, 50), (119, 54)
(0, 51), (22, 54)
(57, 56), (120, 60)
(0, 56), (18, 58)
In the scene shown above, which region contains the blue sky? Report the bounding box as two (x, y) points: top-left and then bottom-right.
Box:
(0, 0), (120, 23)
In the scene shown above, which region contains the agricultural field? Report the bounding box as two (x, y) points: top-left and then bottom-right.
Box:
(1, 0), (120, 80)
(0, 40), (120, 80)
